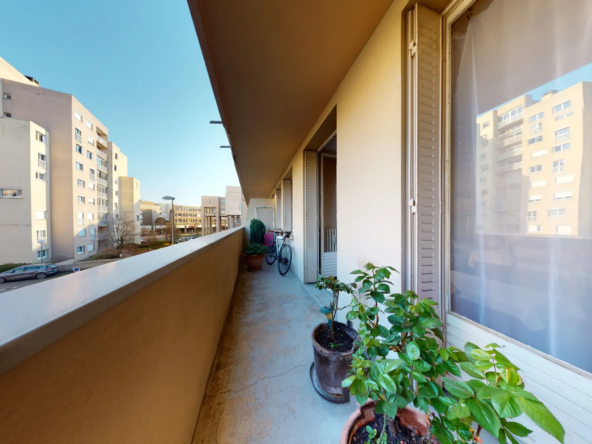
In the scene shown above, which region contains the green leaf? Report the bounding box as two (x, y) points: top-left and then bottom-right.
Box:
(421, 298), (438, 306)
(413, 360), (431, 373)
(485, 343), (502, 349)
(491, 389), (522, 418)
(447, 403), (471, 420)
(342, 375), (356, 388)
(431, 425), (455, 444)
(370, 291), (385, 304)
(498, 428), (507, 444)
(384, 359), (403, 373)
(515, 397), (565, 443)
(378, 374), (398, 394)
(460, 361), (485, 379)
(356, 393), (368, 407)
(471, 348), (493, 361)
(444, 360), (461, 377)
(382, 401), (399, 419)
(504, 421), (533, 437)
(346, 311), (358, 321)
(350, 270), (364, 275)
(464, 342), (480, 362)
(507, 386), (539, 402)
(467, 397), (501, 438)
(506, 432), (520, 444)
(377, 283), (391, 293)
(442, 377), (474, 399)
(414, 395), (429, 413)
(466, 379), (487, 393)
(411, 370), (427, 382)
(418, 382), (438, 398)
(420, 318), (442, 329)
(433, 327), (444, 341)
(412, 326), (426, 337)
(406, 341), (420, 361)
(377, 325), (389, 337)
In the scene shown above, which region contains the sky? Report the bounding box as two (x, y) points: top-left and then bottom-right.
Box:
(0, 0), (238, 206)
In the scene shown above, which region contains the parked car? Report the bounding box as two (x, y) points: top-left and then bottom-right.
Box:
(0, 264), (58, 283)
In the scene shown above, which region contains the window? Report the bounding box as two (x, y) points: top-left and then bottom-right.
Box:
(74, 111), (82, 121)
(135, 182), (138, 188)
(479, 177), (486, 184)
(4, 112), (12, 118)
(552, 142), (570, 153)
(114, 165), (117, 171)
(35, 172), (46, 181)
(77, 179), (85, 187)
(75, 128), (82, 142)
(529, 122), (542, 134)
(87, 213), (94, 220)
(528, 165), (542, 173)
(38, 153), (47, 163)
(526, 211), (537, 222)
(76, 144), (83, 154)
(480, 154), (486, 160)
(554, 191), (573, 200)
(36, 211), (46, 220)
(78, 196), (85, 204)
(78, 229), (86, 237)
(549, 208), (566, 217)
(528, 195), (541, 203)
(555, 111), (573, 121)
(528, 136), (543, 145)
(75, 162), (83, 171)
(481, 165), (489, 172)
(556, 175), (574, 184)
(481, 189), (488, 195)
(37, 250), (48, 260)
(531, 149), (547, 158)
(497, 105), (523, 126)
(114, 179), (118, 184)
(1, 188), (23, 198)
(482, 121), (490, 128)
(3, 93), (11, 99)
(89, 198), (95, 205)
(78, 212), (84, 220)
(88, 182), (95, 190)
(77, 246), (85, 254)
(529, 112), (544, 122)
(552, 159), (565, 174)
(557, 225), (572, 235)
(555, 127), (570, 142)
(136, 215), (140, 221)
(114, 202), (118, 209)
(552, 100), (571, 113)
(115, 191), (118, 196)
(88, 243), (95, 252)
(37, 230), (47, 240)
(86, 121), (93, 129)
(528, 225), (542, 233)
(115, 153), (118, 160)
(87, 151), (93, 160)
(90, 228), (96, 240)
(36, 131), (47, 143)
(530, 180), (546, 188)
(88, 136), (94, 146)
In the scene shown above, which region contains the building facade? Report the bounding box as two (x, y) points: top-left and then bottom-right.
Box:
(0, 57), (141, 262)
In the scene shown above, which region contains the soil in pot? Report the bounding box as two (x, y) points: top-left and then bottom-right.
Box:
(351, 414), (431, 444)
(315, 322), (354, 352)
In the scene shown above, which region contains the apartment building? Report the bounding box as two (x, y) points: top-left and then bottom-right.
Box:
(119, 177), (142, 243)
(224, 185), (244, 228)
(0, 117), (51, 263)
(476, 82), (592, 237)
(0, 57), (141, 262)
(140, 200), (163, 230)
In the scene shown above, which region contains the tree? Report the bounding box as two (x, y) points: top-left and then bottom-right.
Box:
(100, 214), (139, 249)
(145, 229), (158, 249)
(164, 220), (183, 243)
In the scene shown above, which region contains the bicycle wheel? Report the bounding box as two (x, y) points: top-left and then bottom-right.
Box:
(266, 243), (276, 265)
(278, 244), (292, 276)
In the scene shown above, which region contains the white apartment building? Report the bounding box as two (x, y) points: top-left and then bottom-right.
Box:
(0, 57), (141, 262)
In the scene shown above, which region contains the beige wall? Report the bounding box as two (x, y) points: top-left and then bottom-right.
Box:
(0, 118), (51, 263)
(0, 228), (243, 444)
(120, 177), (142, 242)
(0, 58), (39, 88)
(268, 0), (405, 289)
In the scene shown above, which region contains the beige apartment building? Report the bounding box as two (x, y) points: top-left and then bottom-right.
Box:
(0, 57), (141, 262)
(119, 177), (142, 243)
(140, 200), (163, 230)
(475, 82), (592, 238)
(0, 117), (51, 264)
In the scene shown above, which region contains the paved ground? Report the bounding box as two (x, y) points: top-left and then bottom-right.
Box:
(0, 272), (70, 293)
(192, 263), (355, 444)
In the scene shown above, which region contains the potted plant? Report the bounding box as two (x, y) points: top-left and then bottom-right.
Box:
(249, 218), (266, 245)
(339, 263), (564, 444)
(243, 243), (268, 271)
(310, 276), (357, 403)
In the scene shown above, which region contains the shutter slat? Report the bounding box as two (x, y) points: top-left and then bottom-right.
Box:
(304, 151), (318, 283)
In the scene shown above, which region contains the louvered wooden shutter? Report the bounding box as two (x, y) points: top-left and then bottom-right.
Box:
(304, 151), (319, 283)
(407, 5), (442, 303)
(276, 188), (282, 228)
(282, 179), (292, 231)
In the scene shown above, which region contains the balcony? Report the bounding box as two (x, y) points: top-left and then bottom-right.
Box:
(496, 161), (522, 174)
(497, 146), (522, 161)
(98, 191), (108, 199)
(38, 159), (47, 169)
(96, 149), (108, 160)
(97, 163), (108, 174)
(97, 177), (108, 186)
(497, 113), (523, 129)
(99, 205), (108, 213)
(0, 229), (347, 442)
(501, 133), (522, 146)
(97, 135), (108, 148)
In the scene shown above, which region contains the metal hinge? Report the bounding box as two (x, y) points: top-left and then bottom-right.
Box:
(409, 40), (417, 57)
(409, 198), (417, 214)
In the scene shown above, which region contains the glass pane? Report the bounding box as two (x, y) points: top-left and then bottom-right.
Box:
(450, 0), (592, 373)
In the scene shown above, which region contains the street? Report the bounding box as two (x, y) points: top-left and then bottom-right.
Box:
(0, 272), (71, 293)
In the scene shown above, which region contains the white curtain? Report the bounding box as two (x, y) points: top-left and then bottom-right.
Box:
(450, 0), (592, 373)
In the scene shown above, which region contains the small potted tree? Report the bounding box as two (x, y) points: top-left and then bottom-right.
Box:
(339, 263), (565, 444)
(310, 275), (357, 403)
(244, 219), (267, 271)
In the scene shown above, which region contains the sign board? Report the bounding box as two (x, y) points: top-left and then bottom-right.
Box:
(72, 267), (81, 272)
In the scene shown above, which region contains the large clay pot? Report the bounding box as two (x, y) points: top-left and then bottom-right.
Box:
(339, 400), (434, 444)
(311, 322), (357, 403)
(243, 253), (265, 271)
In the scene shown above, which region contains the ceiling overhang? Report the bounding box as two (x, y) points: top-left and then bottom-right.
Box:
(188, 0), (394, 201)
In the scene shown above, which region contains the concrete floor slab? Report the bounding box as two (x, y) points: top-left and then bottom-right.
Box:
(193, 264), (356, 444)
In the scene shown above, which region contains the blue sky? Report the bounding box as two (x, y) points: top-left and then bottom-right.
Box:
(0, 0), (238, 206)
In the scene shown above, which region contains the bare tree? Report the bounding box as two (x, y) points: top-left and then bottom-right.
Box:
(145, 229), (158, 249)
(100, 214), (139, 249)
(164, 220), (183, 244)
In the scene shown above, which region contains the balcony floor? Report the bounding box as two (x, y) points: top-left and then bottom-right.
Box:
(193, 262), (355, 443)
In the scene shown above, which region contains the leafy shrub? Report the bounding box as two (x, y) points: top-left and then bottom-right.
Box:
(245, 244), (268, 255)
(90, 248), (121, 260)
(249, 218), (266, 245)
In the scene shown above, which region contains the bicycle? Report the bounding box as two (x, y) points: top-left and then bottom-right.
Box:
(264, 229), (293, 276)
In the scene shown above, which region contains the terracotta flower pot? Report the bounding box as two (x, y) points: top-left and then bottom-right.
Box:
(243, 253), (265, 271)
(339, 400), (434, 444)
